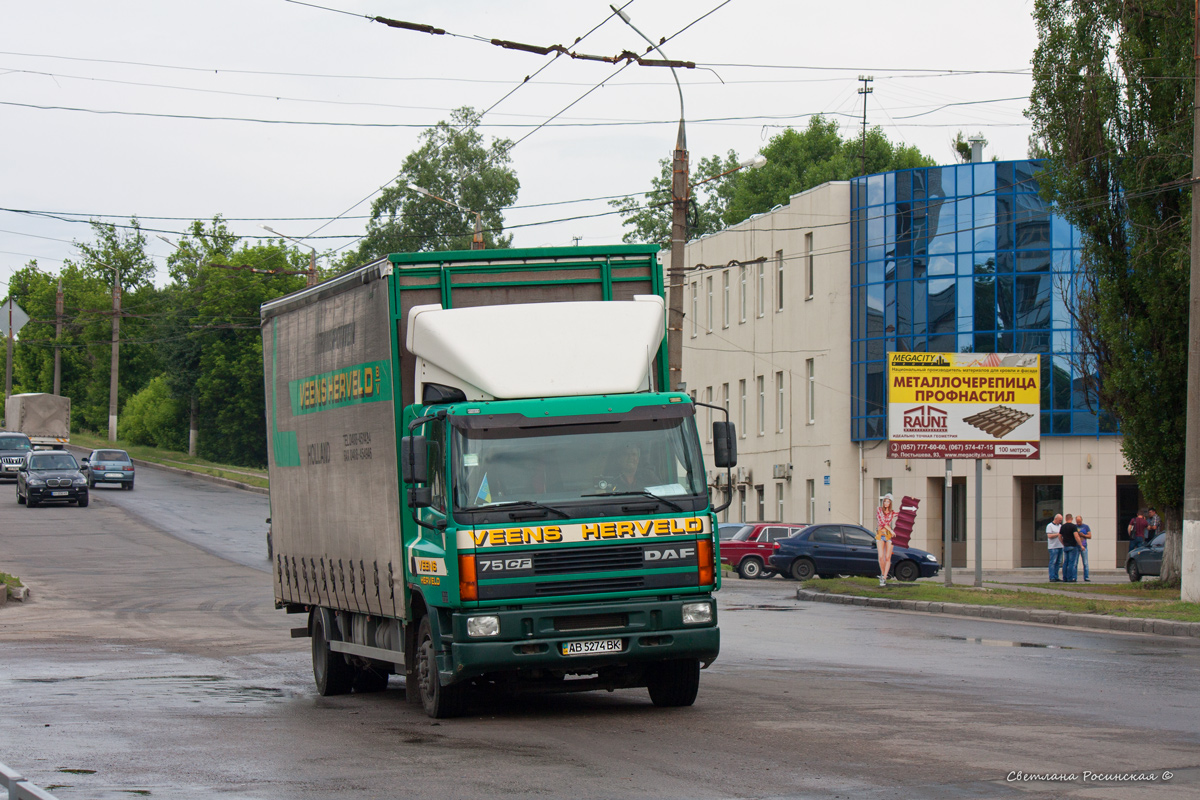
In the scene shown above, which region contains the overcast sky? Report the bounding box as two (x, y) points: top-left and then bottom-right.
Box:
(1, 0), (1038, 293)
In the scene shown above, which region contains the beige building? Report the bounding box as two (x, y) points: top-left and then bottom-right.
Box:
(680, 177), (1136, 571)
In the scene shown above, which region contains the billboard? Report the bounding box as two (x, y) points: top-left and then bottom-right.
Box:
(886, 352), (1040, 459)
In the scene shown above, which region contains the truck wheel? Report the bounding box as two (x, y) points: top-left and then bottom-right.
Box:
(737, 558), (763, 579)
(312, 610), (353, 696)
(646, 659), (700, 707)
(416, 615), (467, 718)
(353, 665), (390, 693)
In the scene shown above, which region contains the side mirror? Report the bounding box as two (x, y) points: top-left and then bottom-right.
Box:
(400, 435), (428, 485)
(712, 421), (737, 468)
(17, 464), (26, 472)
(408, 486), (433, 509)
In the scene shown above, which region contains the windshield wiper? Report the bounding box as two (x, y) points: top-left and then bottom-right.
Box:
(462, 500), (571, 519)
(580, 490), (685, 512)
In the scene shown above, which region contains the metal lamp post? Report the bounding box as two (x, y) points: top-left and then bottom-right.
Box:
(260, 225), (319, 286)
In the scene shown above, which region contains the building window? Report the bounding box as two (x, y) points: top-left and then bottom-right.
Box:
(806, 359), (815, 424)
(756, 485), (765, 521)
(722, 270), (730, 328)
(739, 486), (747, 520)
(738, 379), (747, 437)
(776, 249), (784, 312)
(804, 232), (814, 300)
(877, 478), (893, 508)
(739, 265), (747, 323)
(705, 275), (713, 333)
(776, 483), (784, 521)
(705, 386), (713, 441)
(757, 375), (765, 436)
(775, 371), (785, 432)
(690, 280), (698, 338)
(806, 479), (816, 524)
(757, 261), (765, 318)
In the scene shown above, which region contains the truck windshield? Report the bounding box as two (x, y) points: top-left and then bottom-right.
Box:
(451, 411), (706, 515)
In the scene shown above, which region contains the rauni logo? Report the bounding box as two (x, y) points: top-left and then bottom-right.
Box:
(903, 405), (949, 433)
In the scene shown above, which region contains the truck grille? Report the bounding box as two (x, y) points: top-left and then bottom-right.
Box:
(534, 577), (644, 596)
(534, 545), (643, 575)
(554, 613), (628, 631)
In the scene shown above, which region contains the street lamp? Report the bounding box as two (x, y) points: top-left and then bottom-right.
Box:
(611, 4), (688, 391)
(406, 184), (484, 250)
(260, 225), (319, 286)
(692, 154), (767, 190)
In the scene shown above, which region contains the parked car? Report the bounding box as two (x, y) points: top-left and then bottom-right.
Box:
(718, 523), (749, 541)
(768, 523), (941, 582)
(81, 448), (135, 490)
(1126, 533), (1165, 582)
(0, 432), (34, 482)
(721, 522), (808, 579)
(16, 450), (89, 508)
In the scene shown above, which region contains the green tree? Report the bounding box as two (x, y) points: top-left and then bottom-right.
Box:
(1026, 0), (1192, 584)
(118, 374), (185, 449)
(608, 151), (743, 249)
(344, 107), (519, 267)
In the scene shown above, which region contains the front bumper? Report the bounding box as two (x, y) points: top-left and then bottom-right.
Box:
(28, 486), (88, 503)
(440, 597), (720, 684)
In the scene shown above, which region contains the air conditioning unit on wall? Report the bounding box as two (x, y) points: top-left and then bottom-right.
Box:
(735, 466), (753, 484)
(772, 463), (793, 480)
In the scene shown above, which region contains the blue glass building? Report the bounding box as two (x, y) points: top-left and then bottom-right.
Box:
(849, 160), (1117, 443)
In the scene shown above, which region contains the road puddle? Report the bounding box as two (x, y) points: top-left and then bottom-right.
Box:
(722, 604), (801, 612)
(12, 674), (286, 704)
(942, 635), (1073, 650)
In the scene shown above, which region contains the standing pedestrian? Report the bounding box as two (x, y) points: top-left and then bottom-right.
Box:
(1147, 507), (1161, 541)
(1128, 510), (1148, 557)
(875, 494), (898, 587)
(1075, 515), (1092, 582)
(1059, 514), (1080, 582)
(1046, 513), (1064, 582)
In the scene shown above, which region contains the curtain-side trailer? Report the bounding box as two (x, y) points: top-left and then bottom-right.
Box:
(261, 245), (736, 717)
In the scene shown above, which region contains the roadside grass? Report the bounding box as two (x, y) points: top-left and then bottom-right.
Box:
(1, 571), (23, 599)
(1014, 581), (1179, 601)
(71, 432), (269, 489)
(801, 576), (1200, 623)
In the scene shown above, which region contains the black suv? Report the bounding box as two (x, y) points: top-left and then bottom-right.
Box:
(0, 432), (34, 482)
(17, 450), (90, 508)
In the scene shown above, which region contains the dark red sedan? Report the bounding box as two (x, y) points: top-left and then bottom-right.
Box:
(719, 522), (808, 579)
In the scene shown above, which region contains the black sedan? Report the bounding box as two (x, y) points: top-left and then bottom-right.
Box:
(16, 450), (90, 508)
(1126, 533), (1165, 582)
(768, 523), (941, 582)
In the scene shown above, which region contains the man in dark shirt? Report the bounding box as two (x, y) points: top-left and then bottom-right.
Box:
(1059, 514), (1080, 582)
(1128, 511), (1149, 557)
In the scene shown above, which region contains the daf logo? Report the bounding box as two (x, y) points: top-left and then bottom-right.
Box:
(645, 547), (696, 561)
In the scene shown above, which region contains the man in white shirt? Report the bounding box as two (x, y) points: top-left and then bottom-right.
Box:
(1046, 513), (1064, 582)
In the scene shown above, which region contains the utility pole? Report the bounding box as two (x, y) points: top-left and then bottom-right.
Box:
(53, 277), (63, 395)
(108, 267), (120, 442)
(668, 122), (690, 392)
(858, 76), (873, 177)
(4, 297), (12, 404)
(1181, 0), (1200, 603)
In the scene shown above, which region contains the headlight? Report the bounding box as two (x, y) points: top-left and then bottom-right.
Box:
(466, 615), (500, 637)
(682, 601), (713, 625)
(27, 477), (45, 486)
(74, 477), (88, 486)
(926, 554), (937, 561)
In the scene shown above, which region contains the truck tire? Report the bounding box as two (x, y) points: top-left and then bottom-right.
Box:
(312, 610), (354, 696)
(646, 658), (700, 707)
(416, 615), (467, 718)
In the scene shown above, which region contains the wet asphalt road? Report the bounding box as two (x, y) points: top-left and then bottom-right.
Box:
(1, 466), (1199, 799)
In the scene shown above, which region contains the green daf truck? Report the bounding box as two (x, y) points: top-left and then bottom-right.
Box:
(261, 245), (735, 717)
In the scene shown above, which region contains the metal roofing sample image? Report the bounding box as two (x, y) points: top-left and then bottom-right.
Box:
(962, 406), (1034, 438)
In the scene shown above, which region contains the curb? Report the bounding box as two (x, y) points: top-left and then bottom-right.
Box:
(66, 445), (268, 496)
(795, 589), (1200, 639)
